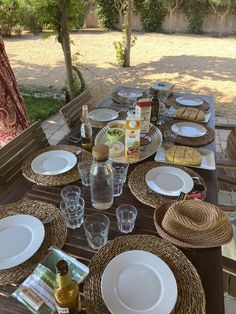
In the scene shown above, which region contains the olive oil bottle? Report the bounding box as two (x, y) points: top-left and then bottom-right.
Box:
(54, 260), (81, 314)
(150, 89), (160, 125)
(80, 105), (93, 149)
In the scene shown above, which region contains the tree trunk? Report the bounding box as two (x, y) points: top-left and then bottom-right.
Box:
(219, 15), (223, 38)
(59, 0), (75, 100)
(219, 10), (228, 38)
(124, 0), (133, 67)
(169, 10), (173, 34)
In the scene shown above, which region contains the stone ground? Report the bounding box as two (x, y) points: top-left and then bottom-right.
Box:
(4, 29), (236, 118)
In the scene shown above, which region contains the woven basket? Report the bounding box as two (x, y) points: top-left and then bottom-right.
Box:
(83, 235), (206, 314)
(0, 200), (67, 285)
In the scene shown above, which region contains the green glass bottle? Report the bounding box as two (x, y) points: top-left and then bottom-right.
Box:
(54, 260), (81, 314)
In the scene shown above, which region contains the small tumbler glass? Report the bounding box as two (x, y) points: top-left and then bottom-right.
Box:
(116, 204), (137, 234)
(60, 197), (85, 229)
(111, 161), (129, 197)
(77, 161), (93, 186)
(83, 213), (110, 250)
(61, 185), (81, 205)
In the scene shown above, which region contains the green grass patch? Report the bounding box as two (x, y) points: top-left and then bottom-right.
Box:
(23, 96), (63, 124)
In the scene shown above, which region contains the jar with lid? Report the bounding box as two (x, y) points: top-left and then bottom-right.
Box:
(90, 144), (113, 210)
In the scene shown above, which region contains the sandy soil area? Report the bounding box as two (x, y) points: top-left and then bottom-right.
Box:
(4, 29), (236, 118)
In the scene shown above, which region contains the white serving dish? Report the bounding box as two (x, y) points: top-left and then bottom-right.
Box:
(167, 106), (211, 123)
(95, 123), (163, 164)
(155, 144), (216, 170)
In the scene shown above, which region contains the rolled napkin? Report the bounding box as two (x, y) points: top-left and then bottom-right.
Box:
(162, 199), (232, 246)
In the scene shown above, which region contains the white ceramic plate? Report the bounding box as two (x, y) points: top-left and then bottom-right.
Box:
(0, 215), (45, 270)
(101, 250), (177, 314)
(89, 109), (119, 122)
(95, 123), (163, 164)
(176, 96), (203, 107)
(117, 90), (143, 100)
(31, 150), (77, 175)
(145, 166), (194, 196)
(171, 122), (207, 138)
(155, 144), (216, 170)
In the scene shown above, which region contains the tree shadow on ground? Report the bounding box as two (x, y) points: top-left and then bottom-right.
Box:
(8, 53), (236, 117)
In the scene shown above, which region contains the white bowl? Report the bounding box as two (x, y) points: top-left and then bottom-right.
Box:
(107, 120), (126, 129)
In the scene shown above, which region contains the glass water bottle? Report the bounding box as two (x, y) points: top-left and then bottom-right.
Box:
(90, 144), (113, 210)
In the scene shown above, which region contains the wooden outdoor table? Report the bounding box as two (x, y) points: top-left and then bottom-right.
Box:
(0, 90), (224, 314)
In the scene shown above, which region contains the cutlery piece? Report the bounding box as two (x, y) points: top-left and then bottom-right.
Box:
(75, 149), (82, 156)
(7, 211), (54, 224)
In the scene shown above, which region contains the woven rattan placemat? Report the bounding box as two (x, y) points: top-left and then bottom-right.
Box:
(83, 235), (206, 314)
(166, 95), (210, 112)
(89, 110), (127, 129)
(22, 145), (92, 186)
(128, 161), (207, 208)
(161, 120), (215, 147)
(0, 200), (67, 285)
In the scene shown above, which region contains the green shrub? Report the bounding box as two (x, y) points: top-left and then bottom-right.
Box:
(134, 0), (167, 32)
(113, 34), (137, 66)
(182, 0), (210, 34)
(0, 0), (24, 36)
(95, 0), (117, 29)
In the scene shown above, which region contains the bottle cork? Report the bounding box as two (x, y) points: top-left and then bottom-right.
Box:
(92, 144), (109, 160)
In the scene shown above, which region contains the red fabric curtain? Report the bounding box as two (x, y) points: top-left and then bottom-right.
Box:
(0, 36), (29, 147)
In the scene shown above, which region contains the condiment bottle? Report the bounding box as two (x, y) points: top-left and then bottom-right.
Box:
(54, 260), (81, 314)
(90, 144), (113, 210)
(150, 89), (160, 125)
(80, 105), (92, 149)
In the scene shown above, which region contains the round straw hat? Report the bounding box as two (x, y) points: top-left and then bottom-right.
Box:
(154, 200), (233, 248)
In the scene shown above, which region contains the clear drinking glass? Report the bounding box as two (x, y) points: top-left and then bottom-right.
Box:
(83, 213), (110, 250)
(61, 185), (81, 204)
(111, 161), (129, 197)
(59, 197), (85, 229)
(116, 204), (137, 234)
(77, 161), (93, 186)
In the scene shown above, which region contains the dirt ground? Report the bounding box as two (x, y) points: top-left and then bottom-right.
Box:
(4, 29), (236, 118)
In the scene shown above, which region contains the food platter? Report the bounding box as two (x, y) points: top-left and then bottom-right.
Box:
(95, 123), (162, 164)
(155, 144), (216, 170)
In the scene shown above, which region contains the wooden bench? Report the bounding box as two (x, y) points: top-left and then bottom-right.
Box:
(0, 121), (49, 190)
(59, 89), (96, 131)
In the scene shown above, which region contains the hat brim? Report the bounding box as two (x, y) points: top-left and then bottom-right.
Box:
(154, 202), (233, 249)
